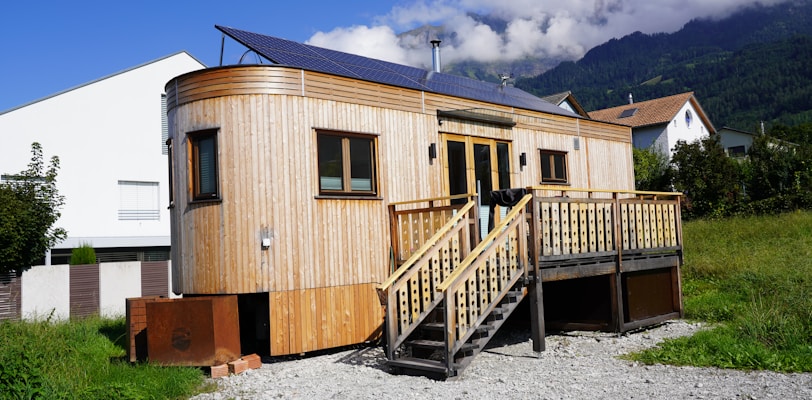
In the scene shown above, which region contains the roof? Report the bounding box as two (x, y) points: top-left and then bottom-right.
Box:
(589, 92), (716, 134)
(541, 91), (589, 117)
(216, 25), (580, 119)
(0, 51), (206, 116)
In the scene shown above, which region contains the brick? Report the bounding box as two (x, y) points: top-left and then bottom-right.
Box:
(210, 364), (229, 379)
(228, 359), (249, 375)
(241, 353), (261, 369)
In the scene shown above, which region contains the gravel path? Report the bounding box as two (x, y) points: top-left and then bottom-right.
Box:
(192, 320), (811, 399)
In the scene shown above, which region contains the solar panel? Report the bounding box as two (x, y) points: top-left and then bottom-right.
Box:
(619, 108), (638, 118)
(216, 25), (580, 117)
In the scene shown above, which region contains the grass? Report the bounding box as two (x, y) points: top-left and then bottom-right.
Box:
(626, 211), (812, 372)
(0, 316), (210, 399)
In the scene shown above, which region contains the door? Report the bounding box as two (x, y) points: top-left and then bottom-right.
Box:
(443, 134), (512, 238)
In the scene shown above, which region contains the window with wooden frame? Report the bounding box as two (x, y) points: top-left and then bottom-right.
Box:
(189, 129), (220, 201)
(539, 149), (568, 184)
(317, 130), (378, 196)
(166, 138), (174, 207)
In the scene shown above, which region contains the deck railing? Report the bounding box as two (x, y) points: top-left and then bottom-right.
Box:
(388, 194), (479, 265)
(435, 194), (532, 370)
(378, 195), (479, 359)
(530, 186), (683, 263)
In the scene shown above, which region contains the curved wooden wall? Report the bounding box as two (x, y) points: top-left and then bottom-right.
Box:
(165, 65), (634, 354)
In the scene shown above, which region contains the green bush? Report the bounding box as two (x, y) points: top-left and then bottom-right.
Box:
(70, 242), (96, 265)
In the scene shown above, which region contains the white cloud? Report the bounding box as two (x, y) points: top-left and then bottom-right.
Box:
(307, 0), (794, 68)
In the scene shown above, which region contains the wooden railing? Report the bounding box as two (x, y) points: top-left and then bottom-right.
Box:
(388, 194), (478, 264)
(435, 194), (532, 369)
(378, 196), (479, 359)
(530, 186), (683, 262)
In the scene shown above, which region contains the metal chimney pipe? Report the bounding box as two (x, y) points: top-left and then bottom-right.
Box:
(628, 93), (634, 104)
(431, 39), (442, 73)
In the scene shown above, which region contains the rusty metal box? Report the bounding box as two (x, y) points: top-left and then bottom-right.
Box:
(146, 295), (241, 366)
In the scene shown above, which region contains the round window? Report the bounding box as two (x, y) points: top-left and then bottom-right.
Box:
(685, 110), (693, 128)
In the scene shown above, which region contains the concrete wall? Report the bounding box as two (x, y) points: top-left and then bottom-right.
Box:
(8, 261), (176, 321)
(99, 262), (142, 317)
(21, 264), (70, 320)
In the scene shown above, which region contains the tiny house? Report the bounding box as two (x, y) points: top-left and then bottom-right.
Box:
(163, 26), (683, 377)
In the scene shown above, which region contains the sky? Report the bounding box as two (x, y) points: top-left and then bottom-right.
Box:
(0, 0), (790, 113)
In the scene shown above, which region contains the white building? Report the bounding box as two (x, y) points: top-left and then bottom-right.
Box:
(0, 52), (205, 264)
(589, 92), (716, 157)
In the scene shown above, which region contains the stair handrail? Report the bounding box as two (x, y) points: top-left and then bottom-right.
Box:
(435, 193), (532, 368)
(378, 199), (477, 294)
(435, 194), (532, 293)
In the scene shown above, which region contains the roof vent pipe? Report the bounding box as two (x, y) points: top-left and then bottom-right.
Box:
(431, 39), (442, 73)
(628, 93), (634, 104)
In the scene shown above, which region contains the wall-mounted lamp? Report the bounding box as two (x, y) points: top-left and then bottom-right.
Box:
(519, 152), (527, 170)
(428, 143), (437, 162)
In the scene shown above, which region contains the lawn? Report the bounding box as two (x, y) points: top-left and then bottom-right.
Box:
(627, 211), (812, 372)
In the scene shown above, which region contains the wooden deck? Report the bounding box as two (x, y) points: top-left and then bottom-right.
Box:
(379, 187), (684, 378)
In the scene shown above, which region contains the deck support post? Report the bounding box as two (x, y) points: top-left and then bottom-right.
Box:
(528, 193), (545, 352)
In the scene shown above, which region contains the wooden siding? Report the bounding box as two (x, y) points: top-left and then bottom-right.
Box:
(165, 65), (637, 355)
(269, 284), (383, 355)
(141, 261), (169, 297)
(0, 272), (21, 321)
(69, 264), (99, 318)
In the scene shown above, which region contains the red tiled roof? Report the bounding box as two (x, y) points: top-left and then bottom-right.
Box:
(588, 92), (696, 128)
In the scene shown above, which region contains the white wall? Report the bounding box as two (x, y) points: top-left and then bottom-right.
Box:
(0, 53), (204, 250)
(719, 130), (755, 152)
(21, 264), (70, 320)
(99, 261), (142, 317)
(665, 102), (709, 155)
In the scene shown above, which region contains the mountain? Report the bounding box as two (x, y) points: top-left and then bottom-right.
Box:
(397, 16), (564, 83)
(514, 1), (812, 130)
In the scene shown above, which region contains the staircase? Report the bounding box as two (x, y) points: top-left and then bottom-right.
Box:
(378, 194), (533, 379)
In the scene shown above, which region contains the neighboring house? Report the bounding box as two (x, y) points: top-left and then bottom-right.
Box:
(0, 52), (205, 265)
(541, 91), (590, 118)
(718, 126), (757, 157)
(589, 92), (715, 157)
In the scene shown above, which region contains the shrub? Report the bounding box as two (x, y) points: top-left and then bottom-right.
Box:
(70, 242), (96, 265)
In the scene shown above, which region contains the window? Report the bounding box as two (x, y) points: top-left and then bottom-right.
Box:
(727, 145), (746, 157)
(166, 138), (174, 207)
(118, 181), (160, 220)
(190, 129), (219, 201)
(540, 150), (568, 184)
(317, 131), (377, 196)
(161, 94), (169, 155)
(685, 110), (693, 128)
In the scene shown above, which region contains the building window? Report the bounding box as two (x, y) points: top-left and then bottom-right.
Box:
(317, 131), (377, 196)
(540, 150), (568, 184)
(685, 110), (693, 128)
(161, 94), (169, 155)
(167, 138), (174, 207)
(727, 145), (746, 157)
(118, 181), (160, 220)
(189, 129), (220, 201)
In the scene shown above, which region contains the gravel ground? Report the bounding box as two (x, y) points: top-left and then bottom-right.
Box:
(192, 320), (811, 399)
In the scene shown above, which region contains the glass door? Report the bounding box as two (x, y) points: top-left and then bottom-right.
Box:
(443, 134), (511, 238)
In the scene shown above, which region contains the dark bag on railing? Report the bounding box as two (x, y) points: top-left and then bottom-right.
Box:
(488, 188), (528, 232)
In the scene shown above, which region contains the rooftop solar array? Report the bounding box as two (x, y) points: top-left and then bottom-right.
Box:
(216, 25), (579, 118)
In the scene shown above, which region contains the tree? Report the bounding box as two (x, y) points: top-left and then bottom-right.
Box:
(0, 143), (66, 275)
(633, 146), (672, 192)
(670, 135), (743, 218)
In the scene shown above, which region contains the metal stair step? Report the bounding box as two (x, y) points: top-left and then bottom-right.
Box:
(407, 339), (479, 352)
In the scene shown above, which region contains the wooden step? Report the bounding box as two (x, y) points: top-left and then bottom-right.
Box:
(421, 322), (444, 331)
(388, 357), (448, 375)
(407, 339), (479, 352)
